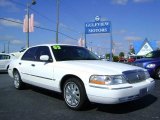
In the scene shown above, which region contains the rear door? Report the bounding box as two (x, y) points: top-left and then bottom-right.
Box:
(18, 47), (38, 81)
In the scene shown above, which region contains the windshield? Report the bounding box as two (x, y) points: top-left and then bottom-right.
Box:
(51, 45), (99, 61)
(145, 50), (160, 58)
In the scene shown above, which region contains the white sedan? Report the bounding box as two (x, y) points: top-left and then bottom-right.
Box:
(0, 53), (15, 72)
(8, 44), (155, 110)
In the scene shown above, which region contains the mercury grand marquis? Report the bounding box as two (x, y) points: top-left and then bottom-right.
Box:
(8, 44), (155, 110)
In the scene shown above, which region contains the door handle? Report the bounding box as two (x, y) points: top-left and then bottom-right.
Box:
(31, 64), (35, 67)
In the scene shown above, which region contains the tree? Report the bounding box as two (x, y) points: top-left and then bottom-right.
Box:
(129, 45), (135, 55)
(106, 53), (113, 60)
(105, 53), (119, 62)
(119, 52), (124, 57)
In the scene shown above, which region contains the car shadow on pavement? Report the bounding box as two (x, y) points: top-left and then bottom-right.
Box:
(21, 85), (157, 112)
(0, 72), (8, 74)
(95, 94), (157, 114)
(24, 84), (64, 101)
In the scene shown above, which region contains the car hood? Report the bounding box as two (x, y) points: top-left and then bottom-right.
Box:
(56, 60), (144, 75)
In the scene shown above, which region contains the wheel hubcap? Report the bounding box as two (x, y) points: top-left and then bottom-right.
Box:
(14, 73), (19, 88)
(157, 70), (160, 78)
(64, 82), (80, 107)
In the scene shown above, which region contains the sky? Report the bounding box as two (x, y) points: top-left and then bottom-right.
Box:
(0, 0), (160, 56)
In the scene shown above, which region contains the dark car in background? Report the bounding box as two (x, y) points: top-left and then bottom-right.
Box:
(133, 50), (160, 79)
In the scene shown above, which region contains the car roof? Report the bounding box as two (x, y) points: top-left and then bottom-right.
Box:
(0, 53), (10, 55)
(28, 44), (80, 48)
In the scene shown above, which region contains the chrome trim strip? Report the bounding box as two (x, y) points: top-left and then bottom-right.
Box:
(89, 85), (132, 90)
(111, 86), (133, 90)
(22, 72), (55, 81)
(89, 85), (108, 89)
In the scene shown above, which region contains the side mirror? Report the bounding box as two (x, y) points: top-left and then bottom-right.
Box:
(40, 55), (49, 62)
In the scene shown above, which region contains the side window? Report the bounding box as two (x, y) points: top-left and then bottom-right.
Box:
(21, 47), (37, 61)
(0, 55), (10, 60)
(34, 46), (53, 62)
(4, 55), (10, 59)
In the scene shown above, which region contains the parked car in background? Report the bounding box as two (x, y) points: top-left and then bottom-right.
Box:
(8, 44), (155, 110)
(133, 50), (160, 79)
(0, 53), (15, 72)
(127, 55), (144, 63)
(118, 57), (127, 63)
(10, 48), (26, 58)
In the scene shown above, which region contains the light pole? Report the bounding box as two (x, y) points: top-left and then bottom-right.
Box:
(7, 40), (10, 53)
(110, 21), (113, 61)
(56, 0), (60, 44)
(3, 43), (5, 53)
(26, 0), (36, 48)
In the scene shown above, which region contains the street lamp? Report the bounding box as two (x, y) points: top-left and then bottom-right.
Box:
(26, 0), (36, 48)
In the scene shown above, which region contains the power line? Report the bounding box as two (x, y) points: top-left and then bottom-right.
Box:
(0, 17), (78, 41)
(8, 0), (81, 35)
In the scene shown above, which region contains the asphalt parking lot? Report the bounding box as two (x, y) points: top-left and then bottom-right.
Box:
(0, 72), (160, 120)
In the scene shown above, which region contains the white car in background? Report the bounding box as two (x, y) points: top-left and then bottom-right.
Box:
(8, 44), (155, 110)
(0, 53), (15, 72)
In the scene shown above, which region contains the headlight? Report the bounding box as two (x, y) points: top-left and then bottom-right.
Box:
(89, 75), (127, 85)
(146, 64), (156, 68)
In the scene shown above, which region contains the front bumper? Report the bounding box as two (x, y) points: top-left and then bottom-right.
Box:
(86, 78), (155, 104)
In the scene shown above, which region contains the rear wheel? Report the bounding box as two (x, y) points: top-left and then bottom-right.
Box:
(63, 78), (88, 110)
(13, 70), (24, 89)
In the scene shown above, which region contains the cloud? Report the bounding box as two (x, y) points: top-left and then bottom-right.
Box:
(124, 36), (142, 41)
(61, 39), (78, 45)
(0, 35), (23, 45)
(133, 0), (153, 3)
(111, 0), (128, 5)
(112, 0), (154, 5)
(114, 29), (127, 35)
(0, 18), (22, 28)
(0, 35), (14, 41)
(0, 0), (19, 12)
(10, 40), (23, 45)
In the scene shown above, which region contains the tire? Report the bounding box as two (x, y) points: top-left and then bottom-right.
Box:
(63, 78), (88, 110)
(13, 70), (24, 89)
(155, 68), (160, 79)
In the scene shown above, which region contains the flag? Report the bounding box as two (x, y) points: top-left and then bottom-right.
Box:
(78, 38), (84, 47)
(23, 14), (34, 32)
(23, 15), (28, 32)
(30, 14), (34, 32)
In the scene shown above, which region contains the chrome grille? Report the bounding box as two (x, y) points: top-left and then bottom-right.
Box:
(122, 69), (146, 84)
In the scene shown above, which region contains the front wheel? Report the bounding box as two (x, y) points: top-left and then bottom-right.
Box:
(155, 68), (160, 79)
(63, 78), (88, 110)
(13, 70), (24, 89)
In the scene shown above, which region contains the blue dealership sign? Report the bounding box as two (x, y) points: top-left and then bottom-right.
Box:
(85, 21), (111, 34)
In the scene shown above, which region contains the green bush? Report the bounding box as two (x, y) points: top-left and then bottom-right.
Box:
(113, 56), (119, 62)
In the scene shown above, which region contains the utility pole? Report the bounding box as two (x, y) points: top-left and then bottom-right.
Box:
(56, 0), (60, 44)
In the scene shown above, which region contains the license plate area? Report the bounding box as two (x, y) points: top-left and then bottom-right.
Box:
(139, 88), (147, 97)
